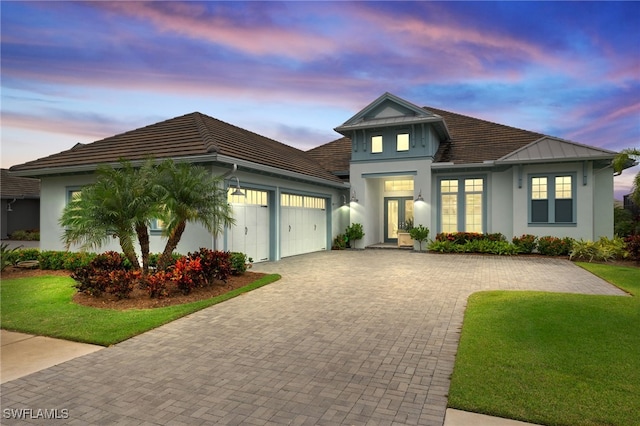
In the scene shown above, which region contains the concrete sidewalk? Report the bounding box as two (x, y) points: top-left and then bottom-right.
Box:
(1, 251), (622, 425)
(0, 330), (102, 384)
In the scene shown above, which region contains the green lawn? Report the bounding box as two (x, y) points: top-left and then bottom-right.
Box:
(448, 263), (640, 426)
(1, 274), (280, 346)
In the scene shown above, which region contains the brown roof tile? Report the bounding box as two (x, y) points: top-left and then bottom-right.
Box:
(10, 113), (343, 184)
(307, 137), (351, 174)
(426, 106), (545, 164)
(1, 169), (40, 199)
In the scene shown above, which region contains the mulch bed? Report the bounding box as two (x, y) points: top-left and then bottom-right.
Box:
(1, 266), (267, 310)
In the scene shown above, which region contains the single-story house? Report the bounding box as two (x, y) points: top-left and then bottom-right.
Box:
(0, 168), (40, 239)
(9, 92), (618, 260)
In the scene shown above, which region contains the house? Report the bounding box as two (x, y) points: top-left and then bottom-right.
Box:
(9, 93), (618, 259)
(0, 168), (40, 239)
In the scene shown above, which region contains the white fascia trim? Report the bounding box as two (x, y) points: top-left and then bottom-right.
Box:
(217, 154), (349, 189)
(431, 161), (495, 170)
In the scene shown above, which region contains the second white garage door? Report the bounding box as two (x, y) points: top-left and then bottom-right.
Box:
(280, 194), (327, 258)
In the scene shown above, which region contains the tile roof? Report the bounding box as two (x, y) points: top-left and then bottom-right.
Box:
(425, 106), (546, 164)
(1, 169), (40, 199)
(10, 113), (344, 184)
(307, 137), (351, 175)
(310, 105), (555, 171)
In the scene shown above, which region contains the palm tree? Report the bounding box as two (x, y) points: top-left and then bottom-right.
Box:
(155, 160), (235, 270)
(613, 148), (640, 206)
(60, 160), (160, 273)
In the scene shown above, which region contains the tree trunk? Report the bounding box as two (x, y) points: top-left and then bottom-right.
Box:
(135, 222), (150, 275)
(157, 221), (186, 270)
(119, 234), (140, 270)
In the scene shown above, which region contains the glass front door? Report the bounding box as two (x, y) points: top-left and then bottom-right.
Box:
(384, 197), (414, 242)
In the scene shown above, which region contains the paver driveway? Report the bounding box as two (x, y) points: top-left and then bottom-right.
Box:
(0, 251), (626, 425)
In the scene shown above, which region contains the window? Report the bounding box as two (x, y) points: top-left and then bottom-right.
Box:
(281, 194), (325, 209)
(530, 175), (574, 224)
(150, 218), (166, 231)
(439, 178), (485, 233)
(396, 133), (409, 151)
(228, 188), (267, 205)
(384, 179), (414, 192)
(371, 135), (383, 153)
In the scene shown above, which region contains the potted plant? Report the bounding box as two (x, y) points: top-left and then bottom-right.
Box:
(345, 223), (364, 249)
(397, 218), (414, 247)
(409, 224), (430, 252)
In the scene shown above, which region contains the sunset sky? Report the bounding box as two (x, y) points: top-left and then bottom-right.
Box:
(1, 1), (638, 198)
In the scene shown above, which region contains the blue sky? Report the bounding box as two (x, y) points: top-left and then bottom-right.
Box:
(1, 1), (638, 198)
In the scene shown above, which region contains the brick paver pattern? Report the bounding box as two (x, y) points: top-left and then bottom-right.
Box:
(0, 251), (626, 425)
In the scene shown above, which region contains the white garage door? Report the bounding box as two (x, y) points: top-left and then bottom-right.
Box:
(281, 194), (327, 258)
(227, 189), (269, 262)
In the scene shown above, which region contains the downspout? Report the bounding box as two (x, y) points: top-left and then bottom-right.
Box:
(213, 163), (239, 250)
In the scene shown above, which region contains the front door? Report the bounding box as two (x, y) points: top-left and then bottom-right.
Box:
(384, 197), (414, 243)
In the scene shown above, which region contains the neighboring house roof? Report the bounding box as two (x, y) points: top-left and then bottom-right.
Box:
(9, 113), (344, 185)
(0, 169), (40, 199)
(497, 137), (617, 164)
(307, 137), (351, 176)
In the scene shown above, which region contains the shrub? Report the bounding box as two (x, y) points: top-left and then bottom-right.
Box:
(537, 236), (574, 256)
(71, 251), (129, 296)
(187, 248), (232, 284)
(345, 223), (365, 248)
(435, 232), (485, 244)
(149, 252), (181, 269)
(172, 256), (203, 295)
(229, 252), (252, 275)
(427, 240), (461, 253)
(1, 243), (20, 271)
(624, 235), (640, 262)
(512, 234), (537, 254)
(409, 225), (430, 251)
(570, 237), (628, 263)
(332, 234), (348, 250)
(3, 248), (39, 265)
(107, 270), (138, 299)
(9, 229), (40, 241)
(144, 271), (172, 298)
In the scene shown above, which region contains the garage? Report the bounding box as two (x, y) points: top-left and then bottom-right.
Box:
(280, 194), (327, 258)
(227, 189), (270, 262)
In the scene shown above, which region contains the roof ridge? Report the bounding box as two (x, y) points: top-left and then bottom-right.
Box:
(192, 112), (219, 154)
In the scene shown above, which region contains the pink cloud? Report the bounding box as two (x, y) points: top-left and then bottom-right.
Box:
(92, 2), (336, 60)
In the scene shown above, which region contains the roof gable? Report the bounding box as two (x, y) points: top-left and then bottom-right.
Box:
(10, 113), (343, 184)
(334, 92), (450, 139)
(497, 137), (617, 164)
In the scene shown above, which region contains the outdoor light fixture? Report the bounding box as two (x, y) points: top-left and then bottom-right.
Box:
(341, 194), (347, 206)
(6, 199), (16, 212)
(415, 190), (424, 202)
(350, 191), (358, 203)
(229, 176), (245, 197)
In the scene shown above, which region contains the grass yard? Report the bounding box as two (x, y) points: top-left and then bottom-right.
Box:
(1, 274), (280, 346)
(448, 263), (640, 426)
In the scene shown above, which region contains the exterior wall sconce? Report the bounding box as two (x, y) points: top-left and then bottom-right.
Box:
(229, 176), (245, 196)
(415, 190), (424, 202)
(350, 191), (358, 203)
(7, 198), (16, 212)
(341, 194), (347, 206)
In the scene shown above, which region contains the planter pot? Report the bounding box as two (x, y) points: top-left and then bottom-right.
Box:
(397, 232), (413, 247)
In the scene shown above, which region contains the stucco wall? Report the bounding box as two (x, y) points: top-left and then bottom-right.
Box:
(512, 161), (612, 240)
(38, 165), (346, 261)
(350, 158), (432, 248)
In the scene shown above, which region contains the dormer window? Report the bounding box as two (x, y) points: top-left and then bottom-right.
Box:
(397, 133), (409, 151)
(372, 135), (383, 153)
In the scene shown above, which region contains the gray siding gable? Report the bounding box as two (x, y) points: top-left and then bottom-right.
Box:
(335, 93), (449, 163)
